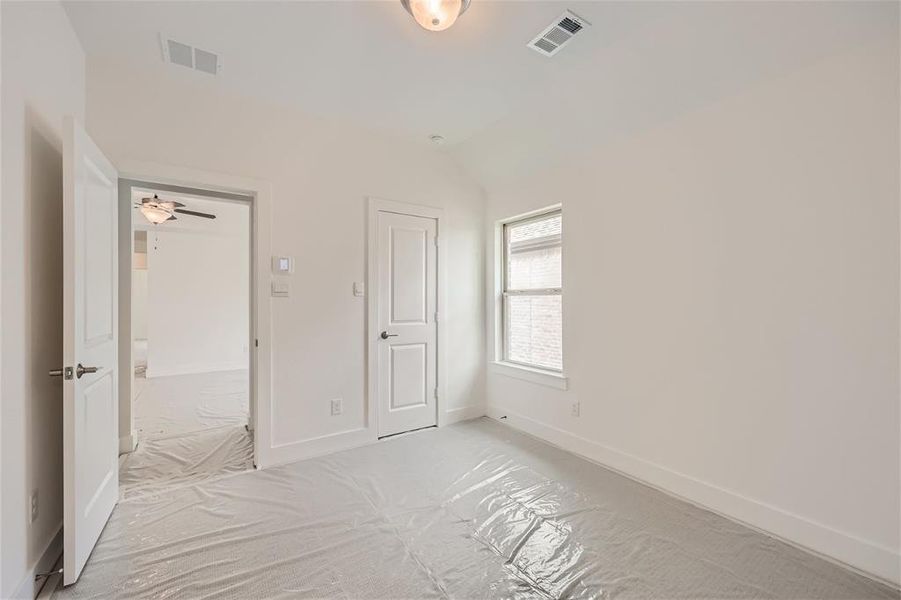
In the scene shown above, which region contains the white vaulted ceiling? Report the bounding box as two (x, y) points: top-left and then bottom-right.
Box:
(65, 0), (614, 144)
(64, 1), (889, 147)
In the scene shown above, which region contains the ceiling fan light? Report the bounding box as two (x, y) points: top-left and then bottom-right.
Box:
(402, 0), (468, 32)
(140, 205), (171, 225)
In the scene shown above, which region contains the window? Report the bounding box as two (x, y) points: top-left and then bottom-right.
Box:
(502, 209), (562, 372)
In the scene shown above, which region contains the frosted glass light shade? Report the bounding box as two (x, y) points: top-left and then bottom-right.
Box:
(141, 205), (171, 224)
(402, 0), (468, 32)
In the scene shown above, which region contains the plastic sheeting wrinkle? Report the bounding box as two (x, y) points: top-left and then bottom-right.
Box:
(467, 490), (604, 599)
(340, 471), (454, 599)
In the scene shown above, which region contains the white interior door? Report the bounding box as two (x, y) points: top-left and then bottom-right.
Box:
(376, 210), (438, 437)
(62, 116), (119, 585)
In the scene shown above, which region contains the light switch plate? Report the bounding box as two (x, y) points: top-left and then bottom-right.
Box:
(353, 281), (365, 297)
(271, 280), (289, 297)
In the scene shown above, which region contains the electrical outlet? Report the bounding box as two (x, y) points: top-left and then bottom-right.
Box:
(30, 490), (39, 523)
(571, 402), (580, 417)
(330, 398), (342, 416)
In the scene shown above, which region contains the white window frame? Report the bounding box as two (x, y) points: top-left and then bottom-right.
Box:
(492, 206), (567, 389)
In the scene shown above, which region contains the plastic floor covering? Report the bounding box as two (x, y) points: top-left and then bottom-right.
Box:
(134, 369), (249, 440)
(57, 418), (897, 599)
(120, 368), (253, 500)
(119, 425), (254, 500)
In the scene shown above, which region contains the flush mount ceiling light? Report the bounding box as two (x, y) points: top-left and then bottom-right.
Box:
(401, 0), (471, 32)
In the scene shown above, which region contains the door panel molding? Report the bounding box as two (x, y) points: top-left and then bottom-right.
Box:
(389, 226), (429, 324)
(389, 343), (428, 410)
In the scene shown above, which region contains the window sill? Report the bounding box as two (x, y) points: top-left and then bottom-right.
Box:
(490, 361), (569, 390)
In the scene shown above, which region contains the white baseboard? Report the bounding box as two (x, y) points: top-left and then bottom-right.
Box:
(486, 405), (900, 588)
(145, 361), (246, 379)
(12, 526), (62, 599)
(442, 404), (485, 426)
(258, 427), (376, 469)
(118, 432), (137, 454)
(35, 555), (62, 600)
(259, 406), (487, 469)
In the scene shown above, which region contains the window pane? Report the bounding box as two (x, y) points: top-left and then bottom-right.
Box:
(508, 245), (561, 289)
(508, 214), (561, 244)
(506, 213), (562, 290)
(505, 294), (562, 371)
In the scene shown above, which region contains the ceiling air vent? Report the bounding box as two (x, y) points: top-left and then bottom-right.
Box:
(528, 11), (591, 57)
(160, 34), (222, 76)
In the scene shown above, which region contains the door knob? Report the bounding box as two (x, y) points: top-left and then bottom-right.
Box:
(380, 331), (398, 340)
(76, 363), (99, 379)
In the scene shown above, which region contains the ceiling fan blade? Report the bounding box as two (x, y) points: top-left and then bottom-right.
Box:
(173, 208), (216, 219)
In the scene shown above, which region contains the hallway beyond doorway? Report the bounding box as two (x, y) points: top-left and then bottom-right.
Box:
(120, 370), (253, 499)
(133, 369), (249, 440)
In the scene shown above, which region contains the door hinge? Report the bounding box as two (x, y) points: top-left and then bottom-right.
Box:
(254, 339), (259, 348)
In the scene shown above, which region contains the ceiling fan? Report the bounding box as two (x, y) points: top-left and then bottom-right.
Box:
(135, 194), (216, 225)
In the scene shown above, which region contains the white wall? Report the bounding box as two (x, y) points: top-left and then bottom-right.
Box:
(0, 2), (86, 597)
(132, 232), (148, 342)
(142, 200), (250, 378)
(132, 269), (147, 341)
(456, 4), (900, 586)
(84, 58), (485, 465)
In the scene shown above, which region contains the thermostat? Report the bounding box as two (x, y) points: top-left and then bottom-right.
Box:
(272, 256), (293, 274)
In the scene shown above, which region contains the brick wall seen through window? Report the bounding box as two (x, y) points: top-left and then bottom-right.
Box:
(503, 211), (562, 371)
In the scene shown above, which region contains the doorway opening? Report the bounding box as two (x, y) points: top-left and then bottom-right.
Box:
(121, 182), (254, 498)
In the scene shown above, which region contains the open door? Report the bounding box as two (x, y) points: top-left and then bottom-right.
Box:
(60, 116), (119, 585)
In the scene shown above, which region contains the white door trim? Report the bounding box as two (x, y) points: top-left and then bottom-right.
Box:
(115, 160), (275, 468)
(366, 197), (448, 438)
